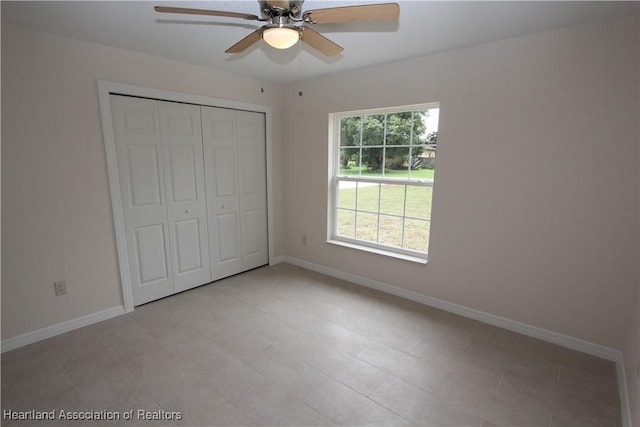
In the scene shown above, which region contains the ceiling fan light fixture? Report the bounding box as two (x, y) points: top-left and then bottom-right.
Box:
(262, 26), (300, 49)
(155, 2), (399, 56)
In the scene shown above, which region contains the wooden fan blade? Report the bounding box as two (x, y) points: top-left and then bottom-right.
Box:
(301, 27), (343, 56)
(154, 6), (260, 21)
(225, 30), (262, 53)
(304, 3), (399, 24)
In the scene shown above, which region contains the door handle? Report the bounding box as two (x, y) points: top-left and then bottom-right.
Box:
(185, 209), (191, 214)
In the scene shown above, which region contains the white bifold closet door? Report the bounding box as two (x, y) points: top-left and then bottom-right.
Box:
(201, 106), (268, 281)
(111, 95), (211, 305)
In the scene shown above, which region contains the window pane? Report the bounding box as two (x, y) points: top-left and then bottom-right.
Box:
(407, 167), (435, 181)
(340, 116), (361, 147)
(385, 112), (412, 146)
(356, 182), (380, 213)
(384, 168), (410, 180)
(424, 108), (439, 139)
(423, 146), (437, 164)
(408, 145), (435, 180)
(339, 147), (361, 176)
(403, 218), (430, 253)
(361, 147), (384, 174)
(405, 186), (432, 220)
(356, 211), (378, 243)
(337, 181), (356, 209)
(362, 114), (385, 146)
(384, 146), (410, 179)
(379, 183), (405, 216)
(412, 110), (429, 144)
(331, 103), (439, 258)
(378, 215), (403, 248)
(337, 208), (355, 238)
(420, 109), (438, 178)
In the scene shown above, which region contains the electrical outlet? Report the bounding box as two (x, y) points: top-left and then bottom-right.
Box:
(54, 280), (67, 296)
(302, 235), (307, 245)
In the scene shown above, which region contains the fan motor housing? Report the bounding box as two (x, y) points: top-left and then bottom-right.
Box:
(259, 1), (303, 18)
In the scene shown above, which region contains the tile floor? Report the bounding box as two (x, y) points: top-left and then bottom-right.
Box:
(1, 264), (622, 426)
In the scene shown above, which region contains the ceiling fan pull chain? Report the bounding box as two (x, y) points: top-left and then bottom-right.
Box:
(260, 40), (265, 93)
(298, 38), (303, 96)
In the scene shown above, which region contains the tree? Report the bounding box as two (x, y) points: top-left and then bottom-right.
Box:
(340, 111), (428, 171)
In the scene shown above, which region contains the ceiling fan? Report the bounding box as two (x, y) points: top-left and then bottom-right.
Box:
(154, 1), (399, 56)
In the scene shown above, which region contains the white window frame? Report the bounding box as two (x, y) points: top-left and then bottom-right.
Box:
(327, 102), (439, 264)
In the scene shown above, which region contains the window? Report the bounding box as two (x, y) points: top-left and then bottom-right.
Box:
(328, 103), (439, 262)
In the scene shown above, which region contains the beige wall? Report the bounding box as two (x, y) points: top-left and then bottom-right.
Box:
(2, 13), (638, 358)
(626, 31), (640, 424)
(282, 16), (640, 349)
(1, 25), (284, 340)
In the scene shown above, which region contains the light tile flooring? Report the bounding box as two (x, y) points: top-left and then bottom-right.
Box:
(1, 264), (621, 426)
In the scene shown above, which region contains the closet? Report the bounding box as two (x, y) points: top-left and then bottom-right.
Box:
(110, 95), (268, 306)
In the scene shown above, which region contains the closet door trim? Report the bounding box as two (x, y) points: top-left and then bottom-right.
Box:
(98, 80), (274, 313)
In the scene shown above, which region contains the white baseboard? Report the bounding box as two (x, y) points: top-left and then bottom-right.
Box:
(283, 256), (631, 426)
(285, 256), (619, 360)
(270, 255), (287, 265)
(1, 305), (125, 353)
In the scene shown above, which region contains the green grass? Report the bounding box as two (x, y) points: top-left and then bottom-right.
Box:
(339, 166), (435, 180)
(337, 183), (432, 252)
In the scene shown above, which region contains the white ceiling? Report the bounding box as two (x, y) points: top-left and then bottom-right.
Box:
(3, 1), (638, 83)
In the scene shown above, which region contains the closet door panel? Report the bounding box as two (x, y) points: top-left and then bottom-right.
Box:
(134, 224), (170, 284)
(126, 145), (162, 207)
(237, 111), (269, 270)
(160, 101), (211, 292)
(166, 146), (198, 202)
(242, 208), (263, 255)
(217, 214), (240, 261)
(214, 147), (236, 196)
(111, 95), (174, 305)
(173, 219), (205, 274)
(201, 106), (242, 280)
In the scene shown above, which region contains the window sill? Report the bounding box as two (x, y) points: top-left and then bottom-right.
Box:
(326, 239), (428, 264)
